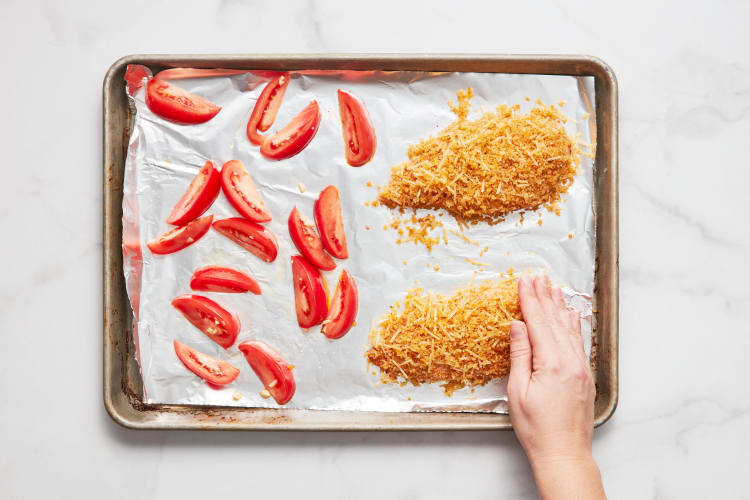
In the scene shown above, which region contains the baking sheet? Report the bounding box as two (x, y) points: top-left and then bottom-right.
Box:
(123, 69), (595, 413)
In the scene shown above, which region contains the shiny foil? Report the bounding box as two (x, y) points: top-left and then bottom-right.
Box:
(123, 69), (596, 413)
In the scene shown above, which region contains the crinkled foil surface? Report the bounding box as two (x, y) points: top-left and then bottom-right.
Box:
(123, 70), (596, 413)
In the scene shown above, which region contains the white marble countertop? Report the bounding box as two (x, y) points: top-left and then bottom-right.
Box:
(1, 1), (749, 498)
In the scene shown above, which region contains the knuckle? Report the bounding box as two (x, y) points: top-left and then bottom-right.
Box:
(546, 362), (562, 374)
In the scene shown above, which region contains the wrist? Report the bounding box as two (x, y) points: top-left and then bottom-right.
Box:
(530, 455), (604, 500)
(529, 450), (595, 473)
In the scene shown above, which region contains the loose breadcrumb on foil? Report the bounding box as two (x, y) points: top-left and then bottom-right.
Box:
(384, 214), (443, 252)
(366, 273), (521, 395)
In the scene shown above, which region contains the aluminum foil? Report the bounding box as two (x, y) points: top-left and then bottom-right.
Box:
(123, 69), (596, 413)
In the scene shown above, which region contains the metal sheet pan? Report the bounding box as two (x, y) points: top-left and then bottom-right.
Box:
(103, 54), (618, 430)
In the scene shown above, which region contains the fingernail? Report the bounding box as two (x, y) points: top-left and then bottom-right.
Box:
(534, 275), (545, 289)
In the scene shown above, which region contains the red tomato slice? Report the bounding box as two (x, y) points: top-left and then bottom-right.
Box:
(290, 255), (329, 328)
(124, 64), (153, 96)
(166, 161), (221, 226)
(314, 185), (348, 259)
(146, 78), (221, 124)
(260, 101), (321, 160)
(155, 68), (247, 80)
(238, 340), (296, 405)
(288, 207), (336, 271)
(249, 70), (290, 79)
(174, 340), (240, 385)
(147, 215), (213, 255)
(220, 160), (272, 222)
(212, 217), (279, 262)
(338, 89), (376, 166)
(190, 266), (261, 295)
(171, 294), (240, 348)
(246, 73), (290, 145)
(322, 270), (359, 339)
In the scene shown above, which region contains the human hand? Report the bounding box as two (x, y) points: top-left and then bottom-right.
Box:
(508, 275), (604, 499)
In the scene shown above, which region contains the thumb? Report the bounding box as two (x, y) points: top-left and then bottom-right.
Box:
(509, 320), (532, 394)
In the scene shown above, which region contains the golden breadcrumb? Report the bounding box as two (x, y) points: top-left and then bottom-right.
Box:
(366, 274), (521, 395)
(465, 257), (489, 269)
(448, 228), (480, 247)
(385, 214), (444, 251)
(378, 88), (584, 225)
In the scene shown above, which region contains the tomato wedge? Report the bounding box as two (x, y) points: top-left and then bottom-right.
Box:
(124, 64), (152, 96)
(190, 266), (261, 295)
(260, 101), (321, 160)
(238, 340), (296, 405)
(146, 78), (221, 124)
(166, 161), (221, 226)
(171, 294), (240, 348)
(174, 340), (240, 385)
(288, 207), (336, 271)
(250, 70), (291, 79)
(314, 185), (348, 259)
(147, 215), (213, 255)
(212, 217), (278, 262)
(322, 270), (359, 339)
(246, 73), (290, 145)
(156, 68), (247, 80)
(338, 89), (376, 166)
(220, 160), (272, 222)
(290, 255), (329, 328)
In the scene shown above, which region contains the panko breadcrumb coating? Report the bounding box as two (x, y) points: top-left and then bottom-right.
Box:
(378, 88), (583, 224)
(366, 274), (521, 395)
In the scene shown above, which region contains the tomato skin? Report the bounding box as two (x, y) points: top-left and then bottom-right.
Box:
(246, 73), (290, 145)
(337, 89), (376, 166)
(174, 340), (240, 385)
(171, 294), (240, 348)
(212, 217), (279, 263)
(166, 161), (221, 226)
(314, 185), (348, 259)
(291, 255), (329, 328)
(155, 68), (247, 80)
(288, 207), (336, 271)
(220, 160), (272, 223)
(322, 270), (358, 339)
(190, 266), (262, 294)
(147, 215), (213, 255)
(146, 78), (221, 124)
(249, 70), (289, 79)
(238, 340), (296, 405)
(260, 101), (321, 160)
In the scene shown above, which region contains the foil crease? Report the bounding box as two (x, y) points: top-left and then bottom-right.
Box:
(122, 69), (596, 413)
